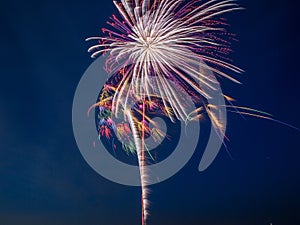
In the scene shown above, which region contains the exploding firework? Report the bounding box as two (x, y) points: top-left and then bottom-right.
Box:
(86, 0), (245, 224)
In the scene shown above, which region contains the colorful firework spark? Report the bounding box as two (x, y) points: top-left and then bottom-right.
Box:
(86, 0), (247, 224)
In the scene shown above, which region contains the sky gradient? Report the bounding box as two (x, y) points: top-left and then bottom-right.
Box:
(0, 0), (300, 224)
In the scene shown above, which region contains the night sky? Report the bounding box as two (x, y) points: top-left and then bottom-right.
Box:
(1, 0), (300, 225)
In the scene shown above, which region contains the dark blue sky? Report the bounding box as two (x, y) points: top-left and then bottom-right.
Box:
(0, 0), (299, 224)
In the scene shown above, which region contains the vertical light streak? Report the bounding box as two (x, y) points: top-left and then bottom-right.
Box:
(126, 107), (148, 225)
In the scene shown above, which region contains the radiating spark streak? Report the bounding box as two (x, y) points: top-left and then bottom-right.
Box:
(223, 94), (235, 102)
(228, 111), (300, 131)
(220, 105), (273, 117)
(87, 97), (112, 116)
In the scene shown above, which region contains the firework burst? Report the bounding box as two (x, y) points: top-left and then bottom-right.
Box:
(87, 0), (244, 224)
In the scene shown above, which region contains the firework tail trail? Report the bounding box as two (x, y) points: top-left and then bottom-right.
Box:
(141, 100), (147, 225)
(126, 107), (148, 225)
